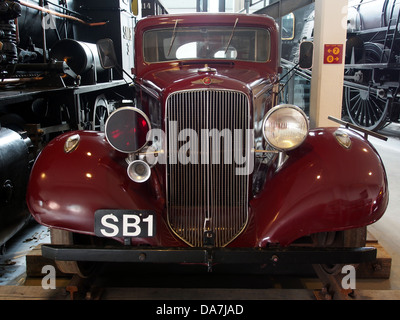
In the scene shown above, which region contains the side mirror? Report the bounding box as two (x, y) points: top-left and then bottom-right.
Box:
(96, 38), (118, 69)
(299, 41), (313, 69)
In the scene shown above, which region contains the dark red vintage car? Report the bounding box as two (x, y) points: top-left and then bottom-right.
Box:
(27, 13), (388, 276)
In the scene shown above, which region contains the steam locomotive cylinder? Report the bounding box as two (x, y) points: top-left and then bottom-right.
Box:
(50, 39), (104, 75)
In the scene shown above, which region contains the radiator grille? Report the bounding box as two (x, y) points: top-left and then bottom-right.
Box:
(166, 90), (249, 247)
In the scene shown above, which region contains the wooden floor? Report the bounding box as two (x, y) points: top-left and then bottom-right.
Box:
(0, 234), (398, 301)
(1, 285), (400, 300)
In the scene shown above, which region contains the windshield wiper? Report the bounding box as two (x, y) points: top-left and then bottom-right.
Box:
(225, 18), (239, 54)
(168, 19), (179, 56)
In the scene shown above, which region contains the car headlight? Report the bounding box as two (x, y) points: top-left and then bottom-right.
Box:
(262, 104), (309, 151)
(105, 107), (151, 153)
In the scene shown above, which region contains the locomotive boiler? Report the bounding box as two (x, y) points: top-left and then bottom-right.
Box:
(281, 0), (400, 132)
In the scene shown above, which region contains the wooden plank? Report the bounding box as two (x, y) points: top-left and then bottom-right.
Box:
(357, 241), (392, 279)
(90, 287), (318, 300)
(25, 244), (69, 277)
(0, 286), (69, 300)
(356, 290), (400, 300)
(99, 288), (399, 300)
(313, 289), (400, 300)
(0, 285), (399, 300)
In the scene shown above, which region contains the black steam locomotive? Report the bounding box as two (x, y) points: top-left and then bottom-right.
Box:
(0, 0), (136, 249)
(281, 0), (400, 132)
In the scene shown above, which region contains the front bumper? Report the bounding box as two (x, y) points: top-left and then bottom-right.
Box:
(42, 245), (377, 265)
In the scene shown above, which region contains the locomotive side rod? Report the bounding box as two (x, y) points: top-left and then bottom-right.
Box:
(342, 79), (380, 96)
(282, 59), (385, 97)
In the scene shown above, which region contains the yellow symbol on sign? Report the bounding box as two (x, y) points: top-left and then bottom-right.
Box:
(327, 55), (334, 63)
(333, 47), (340, 55)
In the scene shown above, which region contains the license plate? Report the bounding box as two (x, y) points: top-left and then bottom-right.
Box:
(94, 210), (155, 238)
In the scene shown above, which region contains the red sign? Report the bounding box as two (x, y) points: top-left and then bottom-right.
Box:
(323, 44), (343, 64)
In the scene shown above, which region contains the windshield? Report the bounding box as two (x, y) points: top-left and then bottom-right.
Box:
(143, 25), (271, 63)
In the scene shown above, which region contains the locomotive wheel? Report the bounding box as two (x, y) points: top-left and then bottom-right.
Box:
(344, 42), (390, 131)
(50, 228), (98, 278)
(344, 84), (389, 131)
(92, 94), (109, 131)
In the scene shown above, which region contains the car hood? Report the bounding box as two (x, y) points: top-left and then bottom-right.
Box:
(137, 63), (277, 98)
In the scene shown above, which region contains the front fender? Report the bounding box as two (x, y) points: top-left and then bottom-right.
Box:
(250, 127), (389, 247)
(26, 131), (174, 244)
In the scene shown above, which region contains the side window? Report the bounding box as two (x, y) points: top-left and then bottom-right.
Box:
(282, 13), (295, 40)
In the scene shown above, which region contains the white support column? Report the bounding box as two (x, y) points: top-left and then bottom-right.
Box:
(309, 0), (348, 128)
(233, 0), (244, 12)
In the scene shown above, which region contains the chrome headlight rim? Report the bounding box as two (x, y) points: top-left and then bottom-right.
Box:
(262, 104), (309, 151)
(105, 106), (151, 154)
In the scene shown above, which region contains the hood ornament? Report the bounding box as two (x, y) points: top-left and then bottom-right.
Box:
(198, 64), (216, 73)
(192, 65), (222, 85)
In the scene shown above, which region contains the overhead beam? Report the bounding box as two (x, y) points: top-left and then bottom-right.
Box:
(254, 0), (315, 19)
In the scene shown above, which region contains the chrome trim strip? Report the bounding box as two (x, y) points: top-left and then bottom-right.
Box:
(104, 106), (152, 154)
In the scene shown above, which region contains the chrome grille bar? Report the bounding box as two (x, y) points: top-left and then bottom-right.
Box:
(166, 89), (249, 247)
